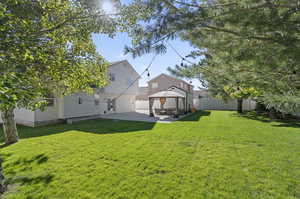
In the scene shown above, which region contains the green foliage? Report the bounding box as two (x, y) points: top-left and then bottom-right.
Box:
(224, 85), (259, 99)
(1, 111), (300, 198)
(0, 0), (118, 111)
(122, 0), (300, 113)
(262, 94), (300, 114)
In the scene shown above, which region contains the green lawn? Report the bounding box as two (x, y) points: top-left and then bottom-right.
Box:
(1, 111), (300, 199)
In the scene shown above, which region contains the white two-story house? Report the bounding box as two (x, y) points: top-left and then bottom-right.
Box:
(0, 60), (139, 127)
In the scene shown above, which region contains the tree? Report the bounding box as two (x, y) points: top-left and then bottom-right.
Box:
(121, 0), (300, 114)
(0, 158), (5, 194)
(0, 0), (122, 192)
(0, 0), (119, 145)
(224, 85), (259, 113)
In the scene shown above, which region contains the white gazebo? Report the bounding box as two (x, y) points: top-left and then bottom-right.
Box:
(148, 90), (186, 118)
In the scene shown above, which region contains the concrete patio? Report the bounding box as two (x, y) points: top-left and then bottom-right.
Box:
(99, 111), (187, 123)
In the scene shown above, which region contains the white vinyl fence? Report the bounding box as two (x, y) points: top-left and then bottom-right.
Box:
(193, 97), (256, 111)
(136, 98), (256, 111)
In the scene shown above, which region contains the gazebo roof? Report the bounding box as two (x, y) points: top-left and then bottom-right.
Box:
(149, 90), (185, 98)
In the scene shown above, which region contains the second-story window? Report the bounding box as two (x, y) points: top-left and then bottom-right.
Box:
(152, 82), (158, 88)
(109, 73), (115, 81)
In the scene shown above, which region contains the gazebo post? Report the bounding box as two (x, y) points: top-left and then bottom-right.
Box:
(175, 97), (179, 118)
(183, 98), (187, 114)
(149, 97), (154, 117)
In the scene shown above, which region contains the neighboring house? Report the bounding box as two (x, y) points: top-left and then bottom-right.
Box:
(193, 89), (256, 111)
(136, 86), (149, 101)
(136, 73), (194, 112)
(0, 60), (139, 127)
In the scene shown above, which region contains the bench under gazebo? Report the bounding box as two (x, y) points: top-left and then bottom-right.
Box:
(148, 90), (186, 118)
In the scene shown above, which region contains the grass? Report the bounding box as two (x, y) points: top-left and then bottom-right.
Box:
(0, 111), (300, 199)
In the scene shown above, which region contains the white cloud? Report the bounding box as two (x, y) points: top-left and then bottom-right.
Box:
(99, 0), (118, 15)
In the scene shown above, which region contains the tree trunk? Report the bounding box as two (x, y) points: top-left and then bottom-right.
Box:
(237, 99), (243, 113)
(269, 107), (277, 119)
(255, 102), (266, 113)
(281, 112), (286, 120)
(1, 108), (18, 145)
(0, 159), (6, 194)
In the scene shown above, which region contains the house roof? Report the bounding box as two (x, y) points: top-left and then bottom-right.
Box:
(109, 60), (139, 77)
(109, 60), (127, 66)
(148, 73), (193, 87)
(149, 90), (185, 98)
(168, 86), (187, 94)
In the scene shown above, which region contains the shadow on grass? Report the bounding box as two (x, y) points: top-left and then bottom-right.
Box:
(178, 111), (211, 122)
(5, 154), (48, 168)
(1, 153), (53, 192)
(234, 111), (272, 123)
(234, 111), (300, 129)
(272, 123), (300, 129)
(0, 119), (156, 143)
(11, 174), (53, 186)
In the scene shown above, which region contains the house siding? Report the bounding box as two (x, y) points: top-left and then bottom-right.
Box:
(59, 60), (139, 118)
(0, 60), (139, 127)
(60, 93), (99, 119)
(0, 108), (35, 127)
(148, 74), (193, 95)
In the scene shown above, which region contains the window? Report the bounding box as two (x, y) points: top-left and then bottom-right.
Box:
(45, 94), (54, 107)
(112, 99), (116, 111)
(109, 73), (115, 81)
(78, 97), (82, 104)
(152, 82), (158, 88)
(107, 99), (116, 111)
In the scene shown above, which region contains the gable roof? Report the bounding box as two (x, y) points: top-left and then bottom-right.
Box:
(168, 86), (187, 94)
(109, 60), (139, 77)
(149, 90), (185, 98)
(149, 73), (193, 87)
(110, 59), (130, 66)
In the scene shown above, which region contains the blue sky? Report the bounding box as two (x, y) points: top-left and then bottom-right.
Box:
(92, 33), (202, 89)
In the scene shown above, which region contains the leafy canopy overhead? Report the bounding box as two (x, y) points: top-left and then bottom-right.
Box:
(122, 0), (300, 113)
(0, 0), (120, 111)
